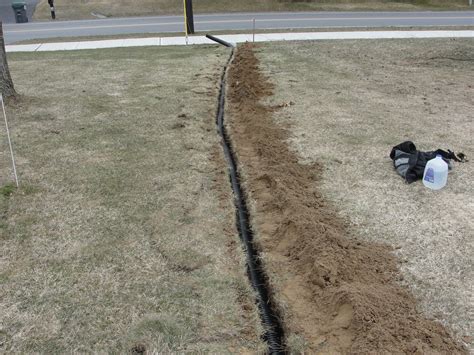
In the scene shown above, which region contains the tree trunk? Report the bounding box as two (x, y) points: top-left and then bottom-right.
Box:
(0, 22), (16, 98)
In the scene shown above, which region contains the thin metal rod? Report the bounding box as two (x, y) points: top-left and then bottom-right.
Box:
(0, 94), (19, 187)
(253, 18), (256, 43)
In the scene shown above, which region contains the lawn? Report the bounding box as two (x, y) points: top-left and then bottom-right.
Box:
(252, 38), (473, 351)
(1, 33), (472, 354)
(33, 0), (470, 20)
(0, 45), (264, 352)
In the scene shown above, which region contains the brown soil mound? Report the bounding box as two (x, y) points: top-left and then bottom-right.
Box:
(226, 43), (465, 354)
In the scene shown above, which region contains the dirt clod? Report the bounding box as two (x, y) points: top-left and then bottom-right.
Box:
(226, 43), (465, 354)
(171, 122), (186, 129)
(131, 343), (146, 354)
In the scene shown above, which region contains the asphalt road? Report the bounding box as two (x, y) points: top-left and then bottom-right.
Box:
(3, 11), (474, 44)
(0, 0), (39, 24)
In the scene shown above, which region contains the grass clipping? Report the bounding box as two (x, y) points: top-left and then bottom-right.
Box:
(226, 43), (465, 354)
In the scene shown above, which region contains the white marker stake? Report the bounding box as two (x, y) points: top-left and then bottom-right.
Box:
(253, 18), (256, 43)
(0, 94), (19, 187)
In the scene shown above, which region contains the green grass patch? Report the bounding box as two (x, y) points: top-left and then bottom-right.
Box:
(0, 183), (16, 197)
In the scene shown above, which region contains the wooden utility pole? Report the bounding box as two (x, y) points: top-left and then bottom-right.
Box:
(184, 0), (195, 34)
(0, 22), (16, 98)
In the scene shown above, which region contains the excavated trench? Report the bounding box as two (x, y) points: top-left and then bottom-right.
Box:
(215, 49), (285, 353)
(215, 42), (465, 354)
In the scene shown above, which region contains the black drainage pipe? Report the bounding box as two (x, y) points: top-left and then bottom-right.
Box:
(216, 49), (285, 354)
(206, 34), (234, 48)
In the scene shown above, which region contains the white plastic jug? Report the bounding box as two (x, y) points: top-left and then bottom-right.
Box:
(423, 155), (448, 190)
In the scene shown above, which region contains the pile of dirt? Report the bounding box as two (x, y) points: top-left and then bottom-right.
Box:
(225, 43), (465, 353)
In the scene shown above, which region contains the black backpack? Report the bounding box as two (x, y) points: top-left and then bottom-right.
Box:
(389, 141), (466, 183)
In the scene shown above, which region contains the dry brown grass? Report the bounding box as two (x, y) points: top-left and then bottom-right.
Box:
(256, 38), (473, 349)
(33, 0), (470, 20)
(0, 45), (264, 352)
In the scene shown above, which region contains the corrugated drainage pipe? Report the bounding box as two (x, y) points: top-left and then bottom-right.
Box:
(206, 34), (234, 48)
(215, 44), (285, 354)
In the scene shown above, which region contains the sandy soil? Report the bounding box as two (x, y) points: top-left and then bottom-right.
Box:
(225, 43), (466, 354)
(255, 38), (473, 350)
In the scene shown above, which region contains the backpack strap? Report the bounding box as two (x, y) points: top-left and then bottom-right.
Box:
(434, 149), (468, 163)
(406, 150), (422, 183)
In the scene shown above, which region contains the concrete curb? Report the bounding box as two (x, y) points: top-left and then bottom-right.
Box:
(6, 30), (474, 52)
